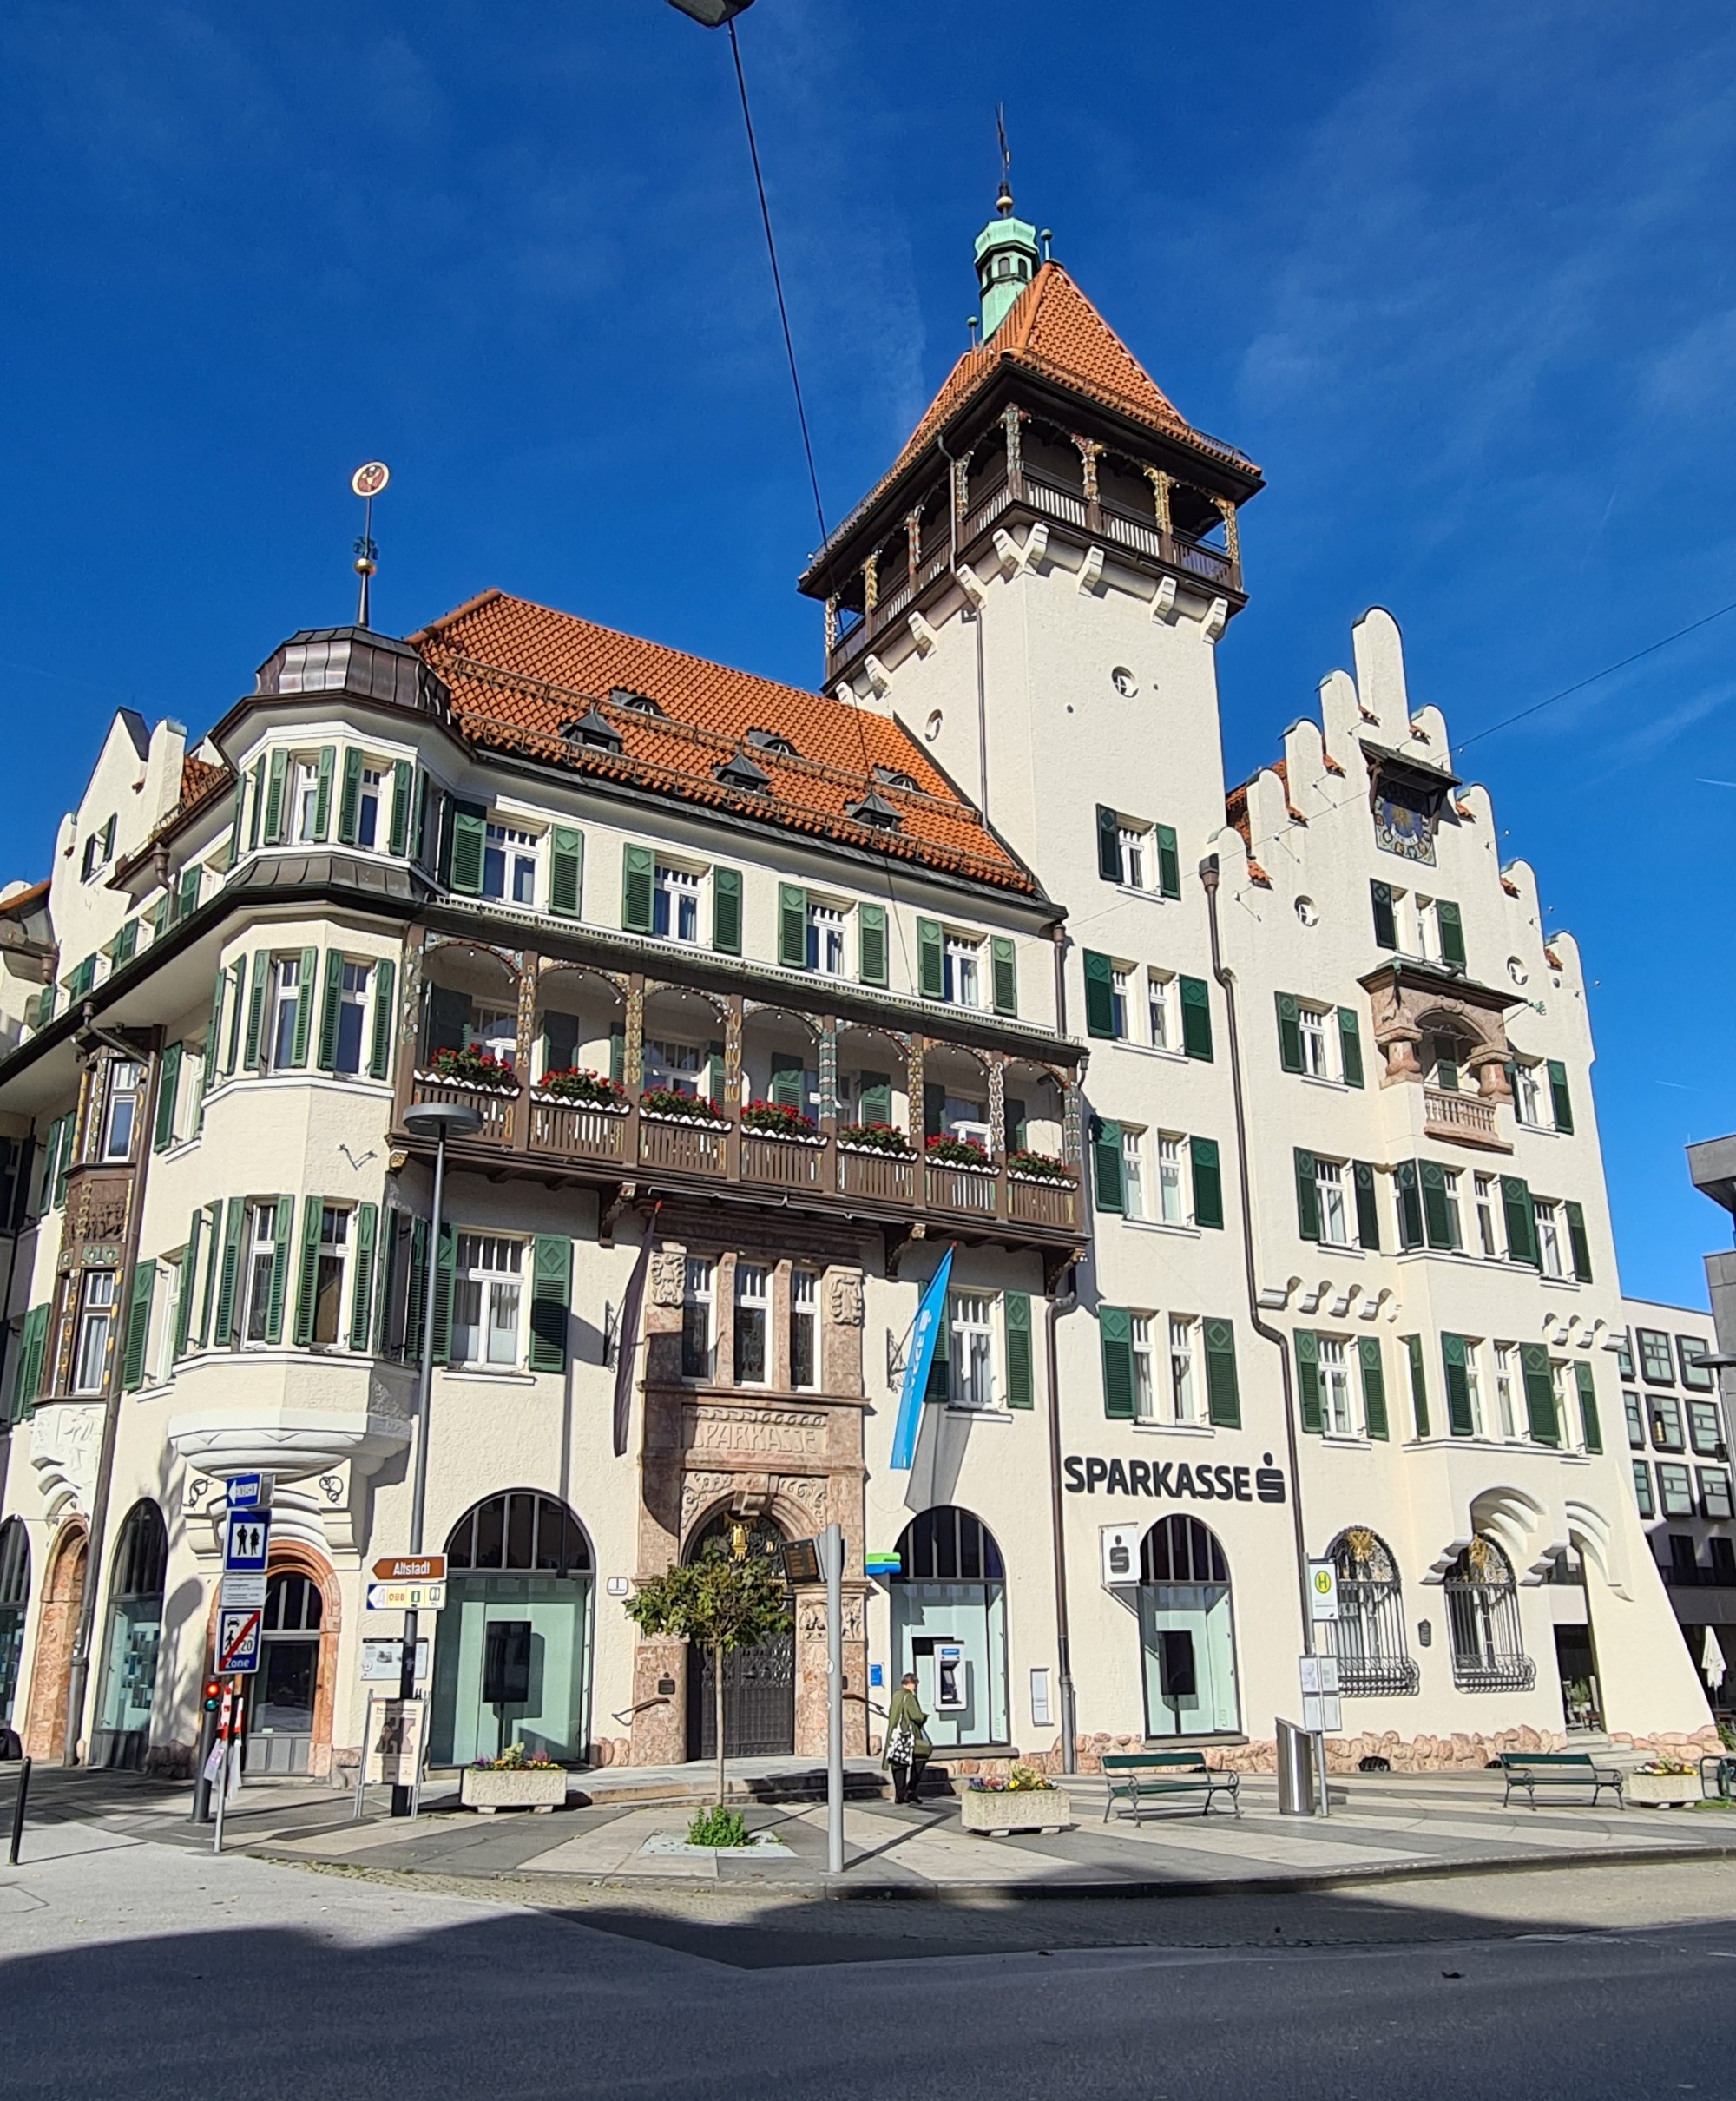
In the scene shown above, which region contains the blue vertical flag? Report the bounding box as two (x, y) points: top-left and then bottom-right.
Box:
(890, 1247), (954, 1472)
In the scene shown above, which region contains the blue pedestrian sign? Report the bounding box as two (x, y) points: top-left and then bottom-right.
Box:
(226, 1472), (271, 1512)
(223, 1510), (272, 1572)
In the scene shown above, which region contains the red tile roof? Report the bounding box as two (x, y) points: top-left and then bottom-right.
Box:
(180, 754), (229, 813)
(411, 590), (1038, 897)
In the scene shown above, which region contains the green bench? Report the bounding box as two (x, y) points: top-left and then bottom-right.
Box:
(1101, 1751), (1241, 1822)
(1499, 1751), (1623, 1810)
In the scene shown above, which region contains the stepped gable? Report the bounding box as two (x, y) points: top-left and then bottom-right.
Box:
(412, 589), (1037, 897)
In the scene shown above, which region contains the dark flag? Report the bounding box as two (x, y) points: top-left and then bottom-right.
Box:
(612, 1203), (661, 1458)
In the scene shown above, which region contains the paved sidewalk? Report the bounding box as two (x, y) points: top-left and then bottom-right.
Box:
(16, 1762), (1736, 1899)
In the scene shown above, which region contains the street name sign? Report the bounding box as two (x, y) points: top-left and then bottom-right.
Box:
(226, 1473), (273, 1512)
(372, 1555), (446, 1583)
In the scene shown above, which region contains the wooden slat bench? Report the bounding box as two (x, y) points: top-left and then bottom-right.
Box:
(1499, 1751), (1623, 1810)
(1101, 1751), (1240, 1822)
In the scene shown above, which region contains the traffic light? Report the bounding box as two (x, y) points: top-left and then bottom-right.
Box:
(202, 1679), (223, 1714)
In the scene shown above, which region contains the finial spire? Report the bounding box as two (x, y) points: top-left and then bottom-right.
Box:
(973, 123), (1041, 341)
(350, 461), (389, 629)
(996, 104), (1012, 214)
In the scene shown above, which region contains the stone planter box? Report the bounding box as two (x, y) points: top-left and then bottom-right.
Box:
(959, 1787), (1070, 1835)
(1624, 1772), (1705, 1808)
(461, 1767), (568, 1814)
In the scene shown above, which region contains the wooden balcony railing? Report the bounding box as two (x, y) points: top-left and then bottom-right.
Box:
(740, 1130), (826, 1190)
(638, 1111), (728, 1178)
(528, 1093), (628, 1163)
(411, 1072), (518, 1144)
(838, 1145), (916, 1205)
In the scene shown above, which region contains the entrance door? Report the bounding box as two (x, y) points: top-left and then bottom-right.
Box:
(889, 1509), (1010, 1749)
(684, 1510), (794, 1762)
(245, 1572), (324, 1775)
(1554, 1624), (1602, 1730)
(1137, 1517), (1240, 1740)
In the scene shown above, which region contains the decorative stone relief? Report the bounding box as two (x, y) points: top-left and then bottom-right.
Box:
(774, 1474), (829, 1525)
(826, 1271), (864, 1327)
(650, 1248), (687, 1308)
(680, 1470), (735, 1536)
(29, 1401), (104, 1520)
(799, 1597), (865, 1642)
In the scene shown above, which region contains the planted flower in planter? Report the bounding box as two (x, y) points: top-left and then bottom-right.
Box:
(1007, 1149), (1073, 1182)
(967, 1762), (1057, 1793)
(837, 1121), (914, 1155)
(539, 1066), (628, 1108)
(427, 1045), (519, 1091)
(925, 1132), (992, 1169)
(474, 1741), (562, 1771)
(640, 1087), (728, 1123)
(741, 1098), (817, 1137)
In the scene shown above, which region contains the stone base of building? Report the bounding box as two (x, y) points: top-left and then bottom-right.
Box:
(1062, 1722), (1726, 1775)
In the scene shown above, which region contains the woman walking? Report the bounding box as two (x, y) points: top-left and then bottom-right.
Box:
(882, 1670), (931, 1805)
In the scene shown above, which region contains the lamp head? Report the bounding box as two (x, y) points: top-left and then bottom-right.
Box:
(402, 1102), (484, 1143)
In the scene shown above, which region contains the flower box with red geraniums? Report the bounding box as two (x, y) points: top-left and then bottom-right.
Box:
(1007, 1149), (1074, 1183)
(535, 1067), (629, 1110)
(639, 1088), (730, 1126)
(837, 1122), (915, 1156)
(424, 1046), (520, 1092)
(925, 1134), (995, 1171)
(740, 1099), (819, 1140)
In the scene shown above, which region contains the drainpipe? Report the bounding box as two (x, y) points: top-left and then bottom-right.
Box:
(1043, 1276), (1078, 1774)
(62, 1008), (164, 1766)
(1198, 859), (1324, 1804)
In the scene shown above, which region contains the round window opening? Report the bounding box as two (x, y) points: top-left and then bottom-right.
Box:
(924, 710), (943, 743)
(1295, 896), (1319, 927)
(1111, 667), (1138, 698)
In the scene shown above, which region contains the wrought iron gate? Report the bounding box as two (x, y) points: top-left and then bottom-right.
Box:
(689, 1635), (796, 1761)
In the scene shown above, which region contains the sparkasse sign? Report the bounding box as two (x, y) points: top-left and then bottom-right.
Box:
(1063, 1451), (1287, 1504)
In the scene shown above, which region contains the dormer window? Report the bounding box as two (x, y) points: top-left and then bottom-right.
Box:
(746, 728), (797, 757)
(561, 709), (621, 754)
(714, 750), (771, 794)
(610, 688), (661, 716)
(871, 766), (917, 792)
(845, 791), (902, 829)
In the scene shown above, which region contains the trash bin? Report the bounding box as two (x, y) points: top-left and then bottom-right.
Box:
(1277, 1716), (1315, 1816)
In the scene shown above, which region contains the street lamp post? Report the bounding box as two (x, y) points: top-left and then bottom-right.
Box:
(391, 1101), (483, 1816)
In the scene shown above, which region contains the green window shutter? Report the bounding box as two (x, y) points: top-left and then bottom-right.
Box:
(262, 748), (289, 844)
(317, 950), (344, 1072)
(368, 958), (397, 1081)
(710, 865), (741, 953)
(1003, 1291), (1033, 1408)
(10, 1305), (46, 1419)
(213, 1198), (246, 1348)
(113, 919), (138, 966)
(247, 759), (263, 852)
(196, 1202), (221, 1346)
(1502, 1175), (1538, 1266)
(621, 843), (654, 932)
(1204, 1319), (1240, 1427)
(264, 1196), (293, 1345)
(1547, 1059), (1575, 1135)
(1155, 823), (1180, 899)
(769, 1053), (804, 1110)
(779, 884), (808, 969)
(1082, 950), (1115, 1038)
(312, 745), (336, 840)
(1420, 1160), (1459, 1249)
(1338, 1008), (1364, 1088)
(199, 972), (225, 1112)
(1095, 804), (1120, 882)
(1352, 1160), (1380, 1250)
(1522, 1344), (1559, 1445)
(608, 1022), (625, 1084)
(293, 1196), (325, 1347)
(227, 774), (246, 865)
(1564, 1199), (1592, 1282)
(403, 1216), (429, 1361)
(1293, 1148), (1319, 1240)
(924, 1301), (950, 1402)
(348, 1203), (378, 1352)
(1189, 1136), (1223, 1229)
(1180, 975), (1213, 1060)
(1091, 1116), (1123, 1214)
(917, 918), (944, 998)
(1405, 1334), (1430, 1438)
(120, 1263), (156, 1392)
(224, 957), (247, 1072)
(430, 1222), (456, 1367)
(529, 1235), (572, 1373)
(1360, 1336), (1388, 1439)
(1443, 1334), (1474, 1437)
(1395, 1160), (1423, 1249)
(1575, 1361), (1602, 1454)
(174, 1211), (202, 1360)
(858, 1070), (891, 1125)
(338, 747), (364, 845)
(1276, 991), (1303, 1073)
(387, 759), (413, 855)
(1371, 880), (1397, 950)
(243, 959), (266, 1070)
(151, 895), (170, 942)
(858, 903), (888, 986)
(411, 772), (430, 865)
(549, 827), (583, 918)
(990, 937), (1017, 1017)
(1100, 1306), (1134, 1419)
(1296, 1328), (1322, 1433)
(53, 1114), (73, 1210)
(177, 866), (201, 922)
(449, 802), (487, 895)
(1437, 899), (1466, 971)
(153, 1042), (182, 1152)
(291, 945), (318, 1066)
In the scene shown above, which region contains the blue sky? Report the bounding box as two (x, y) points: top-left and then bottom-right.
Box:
(3, 0), (1734, 1304)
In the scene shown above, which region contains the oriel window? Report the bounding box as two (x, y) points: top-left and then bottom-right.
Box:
(334, 962), (371, 1076)
(102, 1060), (143, 1161)
(243, 1202), (279, 1343)
(312, 1207), (349, 1347)
(73, 1270), (117, 1394)
(357, 767), (383, 849)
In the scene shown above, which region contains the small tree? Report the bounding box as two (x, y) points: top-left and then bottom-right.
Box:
(623, 1538), (793, 1810)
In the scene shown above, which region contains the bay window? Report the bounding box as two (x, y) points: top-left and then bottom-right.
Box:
(73, 1271), (117, 1394)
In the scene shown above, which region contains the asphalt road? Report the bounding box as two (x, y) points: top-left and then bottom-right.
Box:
(4, 1820), (1736, 2099)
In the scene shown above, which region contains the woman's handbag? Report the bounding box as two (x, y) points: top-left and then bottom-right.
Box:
(885, 1718), (916, 1766)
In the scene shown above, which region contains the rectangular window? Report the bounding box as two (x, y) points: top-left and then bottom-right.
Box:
(483, 822), (537, 906)
(1623, 1391), (1645, 1450)
(1700, 1469), (1735, 1521)
(294, 760), (321, 843)
(1658, 1463), (1694, 1517)
(1494, 1344), (1520, 1439)
(1638, 1327), (1676, 1386)
(73, 1270), (117, 1394)
(1319, 1336), (1353, 1434)
(312, 1206), (349, 1347)
(1679, 1334), (1716, 1391)
(790, 1268), (818, 1392)
(243, 1202), (279, 1344)
(358, 767), (382, 850)
(681, 1259), (714, 1380)
(1117, 825), (1147, 889)
(1689, 1400), (1725, 1457)
(450, 1235), (523, 1367)
(1534, 1200), (1564, 1279)
(733, 1263), (768, 1386)
(102, 1061), (143, 1161)
(1316, 1159), (1349, 1247)
(950, 1292), (994, 1407)
(1121, 1127), (1146, 1220)
(1648, 1395), (1685, 1452)
(806, 903), (846, 977)
(1109, 966), (1131, 1041)
(467, 1004), (517, 1067)
(1474, 1174), (1501, 1258)
(1615, 1331), (1635, 1379)
(157, 1260), (183, 1382)
(654, 864), (701, 943)
(1147, 971), (1174, 1050)
(269, 956), (301, 1070)
(1512, 1062), (1544, 1127)
(1130, 1314), (1156, 1419)
(1156, 1135), (1186, 1226)
(1463, 1340), (1486, 1438)
(1169, 1315), (1199, 1422)
(1299, 1004), (1330, 1077)
(1632, 1460), (1655, 1518)
(645, 1038), (706, 1097)
(334, 961), (371, 1076)
(944, 937), (983, 1010)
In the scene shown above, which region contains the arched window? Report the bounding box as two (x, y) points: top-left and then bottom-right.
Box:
(0, 1518), (30, 1726)
(1137, 1517), (1239, 1736)
(895, 1506), (1005, 1582)
(888, 1507), (1009, 1749)
(94, 1501), (168, 1768)
(1327, 1530), (1418, 1696)
(1444, 1537), (1535, 1691)
(446, 1491), (591, 1575)
(1141, 1514), (1228, 1586)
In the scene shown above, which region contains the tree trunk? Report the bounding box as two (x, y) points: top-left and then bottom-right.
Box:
(713, 1638), (727, 1810)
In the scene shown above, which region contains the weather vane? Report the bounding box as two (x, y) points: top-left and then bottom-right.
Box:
(996, 104), (1011, 214)
(351, 461), (389, 628)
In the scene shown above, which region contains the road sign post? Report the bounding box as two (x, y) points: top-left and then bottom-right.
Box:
(819, 1523), (845, 1877)
(1305, 1561), (1338, 1816)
